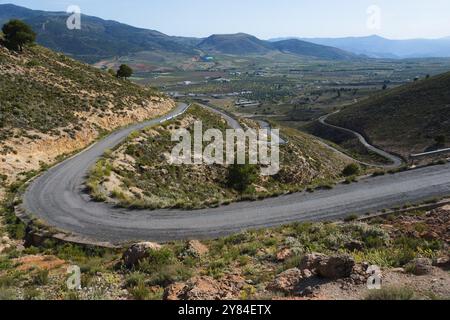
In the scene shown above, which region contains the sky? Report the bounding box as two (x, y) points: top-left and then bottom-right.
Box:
(1, 0), (450, 39)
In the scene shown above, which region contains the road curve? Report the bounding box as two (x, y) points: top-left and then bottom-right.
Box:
(22, 104), (450, 244)
(319, 112), (403, 168)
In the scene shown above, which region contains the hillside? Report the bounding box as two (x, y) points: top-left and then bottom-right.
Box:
(272, 39), (357, 61)
(328, 72), (450, 157)
(0, 43), (174, 187)
(0, 4), (196, 63)
(197, 33), (274, 55)
(197, 34), (358, 60)
(87, 105), (349, 209)
(0, 5), (358, 62)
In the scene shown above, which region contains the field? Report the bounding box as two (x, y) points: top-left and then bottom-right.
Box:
(97, 52), (450, 164)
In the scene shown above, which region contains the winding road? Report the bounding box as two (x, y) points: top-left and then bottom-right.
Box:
(319, 112), (403, 168)
(21, 103), (450, 244)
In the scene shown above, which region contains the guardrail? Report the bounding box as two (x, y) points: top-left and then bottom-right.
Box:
(410, 147), (450, 159)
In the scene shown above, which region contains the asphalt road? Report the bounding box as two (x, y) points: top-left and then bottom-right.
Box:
(22, 104), (450, 244)
(319, 112), (403, 168)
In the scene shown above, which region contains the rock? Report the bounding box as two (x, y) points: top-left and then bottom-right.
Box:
(344, 240), (364, 251)
(422, 231), (440, 241)
(391, 268), (405, 273)
(0, 244), (11, 254)
(181, 240), (209, 259)
(299, 253), (327, 271)
(163, 282), (186, 301)
(301, 286), (317, 297)
(406, 258), (433, 276)
(164, 275), (245, 300)
(267, 268), (303, 294)
(434, 257), (450, 270)
(316, 255), (355, 279)
(276, 248), (293, 262)
(299, 253), (355, 279)
(301, 269), (313, 279)
(122, 242), (162, 268)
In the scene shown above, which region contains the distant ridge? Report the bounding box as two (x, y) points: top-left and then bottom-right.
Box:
(0, 4), (358, 62)
(270, 35), (450, 58)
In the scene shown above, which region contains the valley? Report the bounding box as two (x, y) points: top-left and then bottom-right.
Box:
(0, 3), (449, 303)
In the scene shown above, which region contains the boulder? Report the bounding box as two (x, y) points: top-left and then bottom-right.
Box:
(406, 258), (433, 275)
(316, 255), (355, 279)
(180, 240), (209, 259)
(163, 282), (186, 301)
(267, 268), (303, 294)
(434, 256), (450, 270)
(299, 253), (327, 271)
(122, 242), (162, 268)
(164, 275), (245, 300)
(276, 248), (293, 262)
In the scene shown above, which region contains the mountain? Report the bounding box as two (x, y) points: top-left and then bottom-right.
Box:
(272, 39), (357, 61)
(328, 72), (450, 157)
(197, 33), (358, 60)
(0, 4), (196, 63)
(0, 4), (357, 62)
(272, 35), (450, 59)
(197, 33), (274, 55)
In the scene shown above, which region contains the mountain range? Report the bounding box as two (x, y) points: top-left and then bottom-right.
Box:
(271, 35), (450, 59)
(2, 4), (450, 63)
(0, 4), (357, 62)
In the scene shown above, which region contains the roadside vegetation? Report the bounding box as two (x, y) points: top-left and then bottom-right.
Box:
(0, 200), (448, 300)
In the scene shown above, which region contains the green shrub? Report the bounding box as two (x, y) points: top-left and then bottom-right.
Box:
(342, 163), (361, 177)
(32, 269), (49, 286)
(129, 282), (150, 300)
(125, 272), (146, 288)
(227, 164), (258, 193)
(344, 214), (359, 222)
(366, 287), (415, 300)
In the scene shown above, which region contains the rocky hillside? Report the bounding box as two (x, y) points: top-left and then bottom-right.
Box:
(87, 105), (349, 209)
(328, 72), (450, 158)
(0, 44), (174, 195)
(0, 203), (448, 300)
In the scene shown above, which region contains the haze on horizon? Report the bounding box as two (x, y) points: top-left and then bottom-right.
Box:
(1, 0), (450, 40)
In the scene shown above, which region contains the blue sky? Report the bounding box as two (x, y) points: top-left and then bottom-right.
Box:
(2, 0), (450, 39)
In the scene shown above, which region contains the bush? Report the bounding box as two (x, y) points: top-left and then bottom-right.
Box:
(344, 214), (359, 222)
(366, 287), (415, 300)
(129, 282), (150, 300)
(342, 163), (361, 177)
(135, 248), (192, 287)
(32, 269), (49, 286)
(227, 164), (258, 193)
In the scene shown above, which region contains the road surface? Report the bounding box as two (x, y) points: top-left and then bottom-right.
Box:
(319, 112), (403, 168)
(21, 104), (450, 244)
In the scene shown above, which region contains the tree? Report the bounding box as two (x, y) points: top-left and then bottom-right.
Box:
(227, 164), (258, 193)
(116, 64), (133, 79)
(2, 19), (36, 52)
(342, 163), (361, 177)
